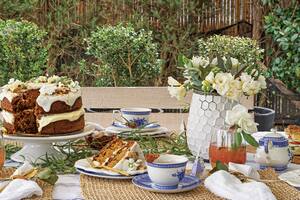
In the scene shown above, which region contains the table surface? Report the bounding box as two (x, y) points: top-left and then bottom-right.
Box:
(3, 130), (300, 200)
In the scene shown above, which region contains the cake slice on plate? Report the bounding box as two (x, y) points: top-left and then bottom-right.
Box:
(92, 138), (146, 174)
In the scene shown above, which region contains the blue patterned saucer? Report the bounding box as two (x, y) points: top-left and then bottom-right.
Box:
(132, 174), (201, 193)
(112, 121), (160, 130)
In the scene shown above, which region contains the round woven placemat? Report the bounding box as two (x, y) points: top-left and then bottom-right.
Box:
(0, 168), (53, 200)
(80, 168), (300, 200)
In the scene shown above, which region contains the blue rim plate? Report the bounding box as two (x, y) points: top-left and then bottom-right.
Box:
(76, 168), (143, 180)
(112, 122), (160, 130)
(132, 174), (201, 193)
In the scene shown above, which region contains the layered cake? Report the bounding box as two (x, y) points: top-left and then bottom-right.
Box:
(92, 138), (146, 173)
(285, 125), (300, 164)
(0, 76), (85, 135)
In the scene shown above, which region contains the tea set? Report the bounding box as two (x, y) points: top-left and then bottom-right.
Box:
(105, 107), (170, 137)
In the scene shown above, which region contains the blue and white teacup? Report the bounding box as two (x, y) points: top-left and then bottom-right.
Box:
(113, 107), (151, 127)
(146, 154), (188, 189)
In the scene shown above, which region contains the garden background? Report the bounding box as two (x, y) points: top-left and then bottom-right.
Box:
(0, 0), (298, 92)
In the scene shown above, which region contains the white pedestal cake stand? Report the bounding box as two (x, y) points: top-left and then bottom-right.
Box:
(3, 122), (96, 163)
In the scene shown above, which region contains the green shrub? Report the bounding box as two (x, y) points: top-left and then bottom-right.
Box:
(264, 4), (300, 92)
(198, 35), (264, 72)
(86, 24), (161, 86)
(0, 20), (48, 85)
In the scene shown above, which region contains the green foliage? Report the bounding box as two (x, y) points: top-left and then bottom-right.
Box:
(0, 20), (48, 85)
(198, 35), (264, 72)
(86, 24), (161, 86)
(264, 3), (300, 92)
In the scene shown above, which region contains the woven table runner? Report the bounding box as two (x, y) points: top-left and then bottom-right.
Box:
(80, 168), (300, 200)
(0, 168), (53, 200)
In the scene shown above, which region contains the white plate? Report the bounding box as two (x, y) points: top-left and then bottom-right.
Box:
(112, 122), (160, 131)
(75, 158), (147, 179)
(105, 126), (171, 137)
(278, 169), (300, 188)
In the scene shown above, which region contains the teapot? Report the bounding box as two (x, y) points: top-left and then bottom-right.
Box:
(255, 128), (291, 171)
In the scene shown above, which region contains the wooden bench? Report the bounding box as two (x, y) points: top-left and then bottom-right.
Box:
(82, 87), (253, 131)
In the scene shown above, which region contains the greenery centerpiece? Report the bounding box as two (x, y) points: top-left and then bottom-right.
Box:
(167, 35), (266, 158)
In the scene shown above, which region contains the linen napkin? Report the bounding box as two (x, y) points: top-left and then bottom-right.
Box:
(0, 162), (43, 200)
(228, 162), (260, 180)
(0, 179), (42, 200)
(204, 170), (276, 200)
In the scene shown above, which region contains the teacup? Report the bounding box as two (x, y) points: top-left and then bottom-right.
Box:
(113, 107), (151, 127)
(146, 154), (188, 189)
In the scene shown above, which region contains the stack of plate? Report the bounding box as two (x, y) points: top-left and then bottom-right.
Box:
(105, 122), (170, 137)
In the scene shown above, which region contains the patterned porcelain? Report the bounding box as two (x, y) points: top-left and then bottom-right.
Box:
(112, 121), (160, 131)
(146, 154), (188, 187)
(132, 174), (200, 193)
(278, 169), (300, 188)
(255, 129), (291, 171)
(187, 92), (237, 159)
(113, 108), (151, 127)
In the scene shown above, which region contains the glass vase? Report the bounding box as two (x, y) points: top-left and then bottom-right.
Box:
(209, 128), (246, 167)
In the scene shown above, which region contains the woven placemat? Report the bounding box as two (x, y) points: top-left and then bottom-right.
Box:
(80, 169), (300, 200)
(0, 168), (53, 200)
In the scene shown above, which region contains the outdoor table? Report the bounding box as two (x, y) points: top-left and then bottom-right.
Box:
(4, 153), (300, 200)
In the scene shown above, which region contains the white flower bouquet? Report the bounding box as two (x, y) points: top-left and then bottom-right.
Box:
(168, 55), (266, 102)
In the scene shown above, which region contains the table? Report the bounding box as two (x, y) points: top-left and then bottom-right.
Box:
(4, 154), (300, 200)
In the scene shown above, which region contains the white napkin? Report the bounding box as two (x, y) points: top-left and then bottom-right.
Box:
(204, 170), (276, 200)
(11, 161), (34, 178)
(228, 162), (260, 180)
(0, 179), (42, 200)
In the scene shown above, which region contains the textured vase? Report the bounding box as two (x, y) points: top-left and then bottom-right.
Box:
(187, 91), (237, 159)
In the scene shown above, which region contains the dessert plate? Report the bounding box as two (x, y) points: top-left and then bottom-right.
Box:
(110, 122), (161, 132)
(75, 158), (147, 179)
(132, 174), (201, 193)
(278, 169), (300, 188)
(105, 126), (171, 138)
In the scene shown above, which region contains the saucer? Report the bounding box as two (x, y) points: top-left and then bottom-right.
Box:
(111, 121), (161, 132)
(278, 169), (300, 188)
(105, 126), (171, 137)
(75, 158), (147, 179)
(132, 174), (201, 193)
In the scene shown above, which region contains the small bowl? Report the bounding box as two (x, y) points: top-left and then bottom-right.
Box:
(146, 154), (188, 189)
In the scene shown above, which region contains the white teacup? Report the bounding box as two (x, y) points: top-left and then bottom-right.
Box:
(113, 107), (151, 127)
(146, 154), (188, 189)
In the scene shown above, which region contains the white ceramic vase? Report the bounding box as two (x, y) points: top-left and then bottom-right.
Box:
(187, 91), (237, 159)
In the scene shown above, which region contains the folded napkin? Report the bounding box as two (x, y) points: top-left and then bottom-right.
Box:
(0, 162), (43, 200)
(228, 162), (260, 180)
(0, 179), (42, 200)
(204, 170), (276, 200)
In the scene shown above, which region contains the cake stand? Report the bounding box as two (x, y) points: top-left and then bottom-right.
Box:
(3, 122), (97, 163)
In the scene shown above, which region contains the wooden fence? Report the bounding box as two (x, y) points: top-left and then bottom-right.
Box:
(35, 0), (254, 36)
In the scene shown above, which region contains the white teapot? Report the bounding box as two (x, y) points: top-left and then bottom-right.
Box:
(255, 128), (292, 171)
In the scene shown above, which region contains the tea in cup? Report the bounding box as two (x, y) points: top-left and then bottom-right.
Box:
(146, 154), (188, 189)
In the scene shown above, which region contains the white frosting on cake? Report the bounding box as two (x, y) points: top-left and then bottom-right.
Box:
(37, 107), (84, 132)
(36, 86), (81, 112)
(0, 90), (17, 102)
(1, 110), (14, 124)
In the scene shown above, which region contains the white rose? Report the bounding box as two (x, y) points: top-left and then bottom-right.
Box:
(168, 85), (186, 101)
(225, 88), (242, 101)
(242, 80), (261, 96)
(225, 104), (248, 126)
(213, 73), (233, 96)
(230, 57), (240, 68)
(240, 72), (252, 83)
(238, 115), (258, 134)
(205, 72), (215, 84)
(167, 76), (181, 86)
(257, 75), (267, 89)
(192, 56), (209, 68)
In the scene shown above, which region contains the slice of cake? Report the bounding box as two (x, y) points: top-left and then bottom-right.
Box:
(0, 76), (85, 135)
(285, 125), (300, 141)
(92, 138), (146, 174)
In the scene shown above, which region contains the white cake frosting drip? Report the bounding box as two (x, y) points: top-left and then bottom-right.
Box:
(37, 107), (84, 132)
(36, 85), (81, 112)
(0, 90), (17, 102)
(1, 110), (14, 124)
